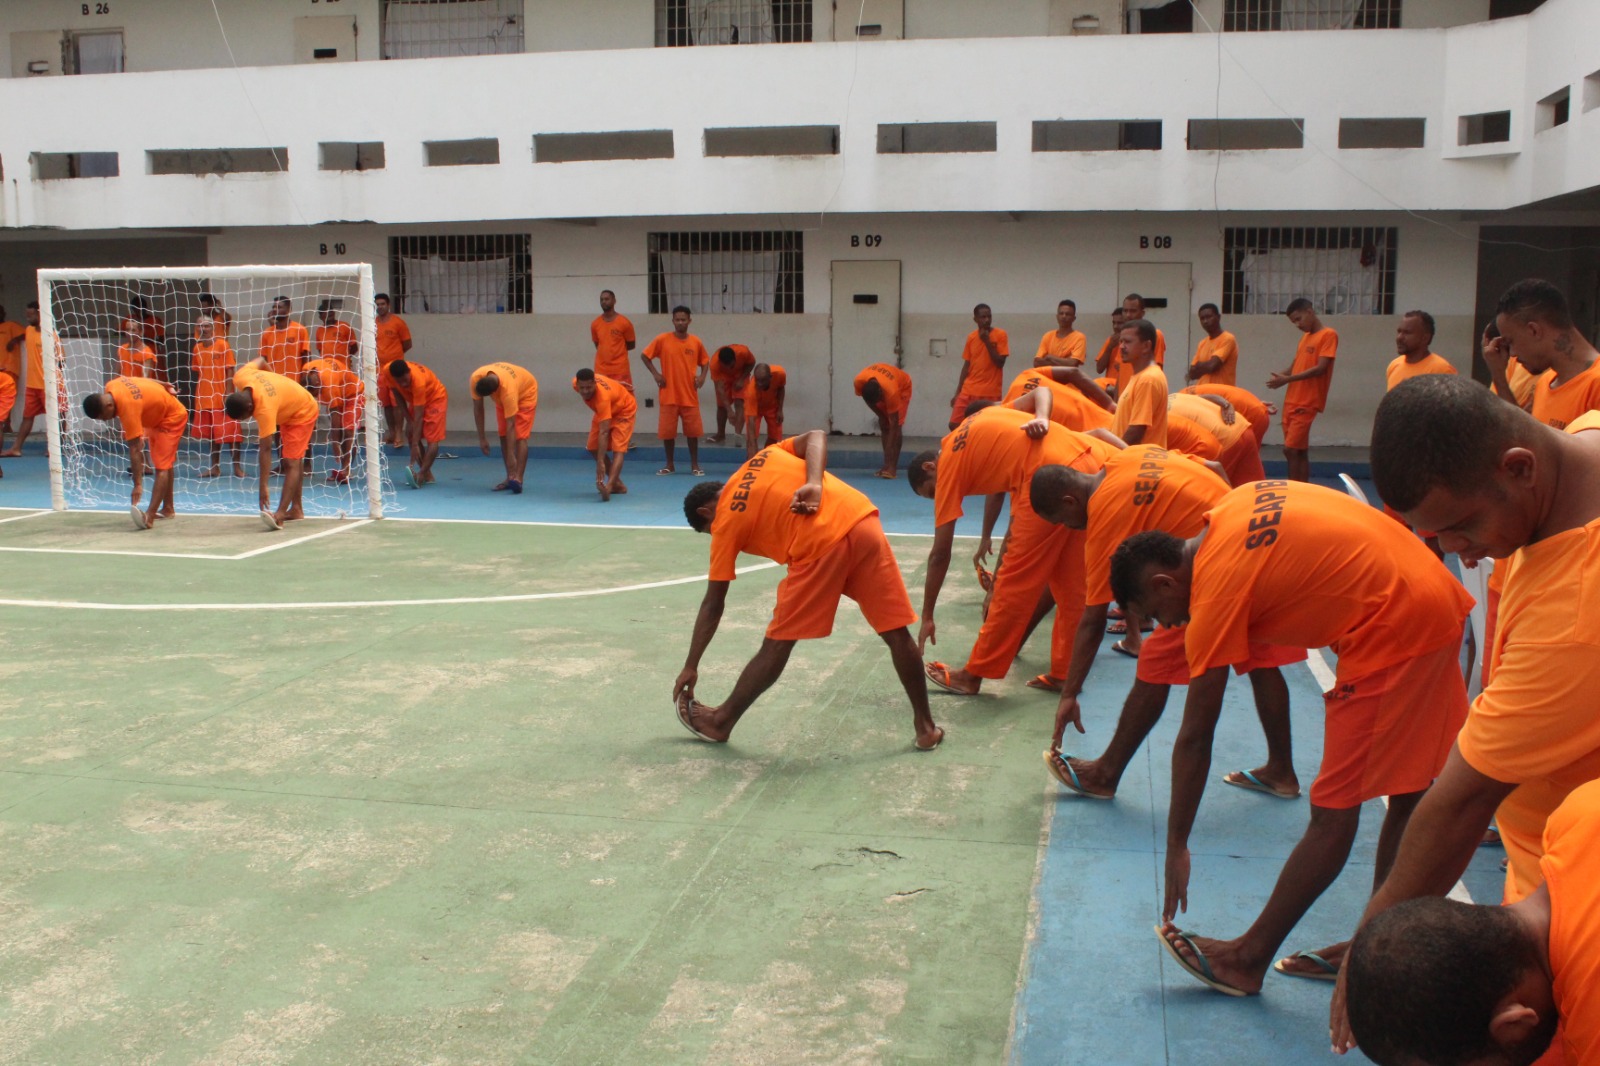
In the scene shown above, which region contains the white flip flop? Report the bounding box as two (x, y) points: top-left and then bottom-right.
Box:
(129, 505), (150, 530)
(259, 509), (283, 531)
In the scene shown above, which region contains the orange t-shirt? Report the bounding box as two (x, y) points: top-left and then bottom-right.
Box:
(386, 361), (447, 410)
(1114, 363), (1169, 447)
(1169, 392), (1247, 450)
(642, 332), (710, 408)
(854, 363), (912, 415)
(1117, 329), (1168, 394)
(1285, 327), (1338, 412)
(708, 437), (878, 580)
(0, 321), (24, 378)
(1184, 481), (1471, 680)
(1191, 332), (1239, 387)
(1097, 334), (1121, 376)
(1035, 330), (1087, 365)
(258, 322), (310, 377)
(1083, 446), (1228, 606)
(590, 314), (637, 382)
(1531, 360), (1600, 431)
(1003, 369), (1113, 433)
(191, 338), (235, 412)
(117, 341), (159, 379)
(742, 366), (787, 415)
(1384, 352), (1456, 391)
(107, 377), (186, 440)
(25, 326), (44, 387)
(1165, 414), (1220, 460)
(470, 362), (538, 417)
(1505, 357), (1540, 409)
(961, 328), (1010, 400)
(1459, 494), (1600, 902)
(711, 343), (756, 385)
(374, 314), (412, 367)
(233, 366), (319, 437)
(1542, 779), (1600, 1064)
(1181, 383), (1267, 427)
(573, 373), (637, 422)
(315, 322), (356, 365)
(934, 407), (1115, 527)
(303, 358), (360, 411)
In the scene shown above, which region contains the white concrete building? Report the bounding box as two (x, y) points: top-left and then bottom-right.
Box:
(2, 0), (1595, 444)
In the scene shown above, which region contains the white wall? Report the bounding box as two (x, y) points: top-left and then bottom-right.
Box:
(193, 210), (1478, 447)
(3, 3), (1595, 232)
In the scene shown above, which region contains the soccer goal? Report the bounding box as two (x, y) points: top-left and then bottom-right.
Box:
(39, 264), (394, 519)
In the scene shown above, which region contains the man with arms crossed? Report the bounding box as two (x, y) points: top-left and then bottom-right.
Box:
(1187, 304), (1238, 388)
(82, 376), (189, 530)
(225, 358), (321, 530)
(1035, 300), (1087, 368)
(674, 430), (942, 752)
(591, 289), (636, 391)
(1111, 480), (1470, 998)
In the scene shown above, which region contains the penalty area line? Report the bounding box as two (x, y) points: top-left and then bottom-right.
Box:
(0, 561), (780, 611)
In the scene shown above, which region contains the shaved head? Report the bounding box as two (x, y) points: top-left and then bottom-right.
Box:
(1371, 375), (1525, 512)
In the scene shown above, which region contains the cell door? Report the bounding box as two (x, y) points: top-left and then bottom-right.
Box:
(1117, 261), (1193, 373)
(830, 261), (902, 434)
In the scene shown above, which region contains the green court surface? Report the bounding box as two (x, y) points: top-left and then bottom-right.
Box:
(0, 512), (1052, 1064)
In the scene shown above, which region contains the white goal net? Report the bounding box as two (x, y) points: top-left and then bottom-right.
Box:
(39, 264), (395, 519)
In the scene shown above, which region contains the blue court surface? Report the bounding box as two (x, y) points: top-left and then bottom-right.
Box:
(0, 438), (1506, 1065)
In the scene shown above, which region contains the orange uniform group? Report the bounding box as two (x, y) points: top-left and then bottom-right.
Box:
(1168, 392), (1265, 484)
(471, 362), (539, 440)
(1185, 481), (1471, 808)
(233, 365), (320, 459)
(709, 438), (912, 641)
(1084, 446), (1304, 688)
(854, 363), (913, 424)
(574, 372), (637, 454)
(107, 376), (189, 470)
(259, 320), (310, 377)
(935, 408), (1117, 680)
(190, 333), (241, 443)
(1190, 331), (1239, 388)
(316, 320), (356, 366)
(385, 361), (450, 443)
(643, 331), (710, 440)
(1281, 326), (1338, 450)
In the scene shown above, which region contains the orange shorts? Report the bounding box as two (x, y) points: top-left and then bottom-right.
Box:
(190, 408), (242, 443)
(747, 412), (782, 444)
(23, 386), (46, 419)
(587, 413), (634, 454)
(767, 515), (916, 641)
(1312, 632), (1467, 809)
(658, 403), (703, 440)
(378, 366), (398, 407)
(494, 400), (537, 441)
(332, 399), (365, 436)
(279, 418), (316, 461)
(1220, 434), (1266, 486)
(1281, 405), (1317, 450)
(414, 400), (447, 443)
(950, 392), (997, 427)
(0, 378), (15, 422)
(1246, 409), (1269, 444)
(146, 416), (188, 470)
(1135, 623), (1307, 686)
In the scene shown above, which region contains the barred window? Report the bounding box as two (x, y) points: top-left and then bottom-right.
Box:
(1223, 0), (1399, 31)
(381, 0), (524, 59)
(648, 232), (803, 314)
(388, 234), (532, 314)
(1222, 227), (1397, 316)
(655, 0), (813, 46)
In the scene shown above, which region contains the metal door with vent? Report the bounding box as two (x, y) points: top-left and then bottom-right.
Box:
(830, 261), (901, 433)
(1117, 262), (1192, 373)
(295, 17), (357, 64)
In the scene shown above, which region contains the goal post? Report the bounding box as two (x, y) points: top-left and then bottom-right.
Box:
(38, 263), (394, 520)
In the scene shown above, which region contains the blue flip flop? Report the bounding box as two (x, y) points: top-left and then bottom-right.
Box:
(1222, 769), (1301, 800)
(1272, 950), (1339, 982)
(1155, 926), (1251, 997)
(1043, 750), (1112, 799)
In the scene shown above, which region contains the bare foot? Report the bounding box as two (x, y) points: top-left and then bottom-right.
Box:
(1224, 766), (1301, 798)
(686, 700), (732, 743)
(232, 465), (248, 478)
(1, 449), (20, 457)
(925, 661), (982, 695)
(597, 479), (611, 502)
(1061, 756), (1117, 798)
(915, 726), (945, 751)
(285, 508), (306, 522)
(875, 469), (897, 479)
(1157, 924), (1266, 995)
(492, 480), (511, 491)
(200, 467), (221, 479)
(156, 509), (175, 520)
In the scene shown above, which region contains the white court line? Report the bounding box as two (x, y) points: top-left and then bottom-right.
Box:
(1304, 647), (1473, 903)
(0, 545), (240, 561)
(386, 515), (975, 540)
(229, 518), (373, 560)
(0, 509), (52, 526)
(0, 560), (780, 611)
